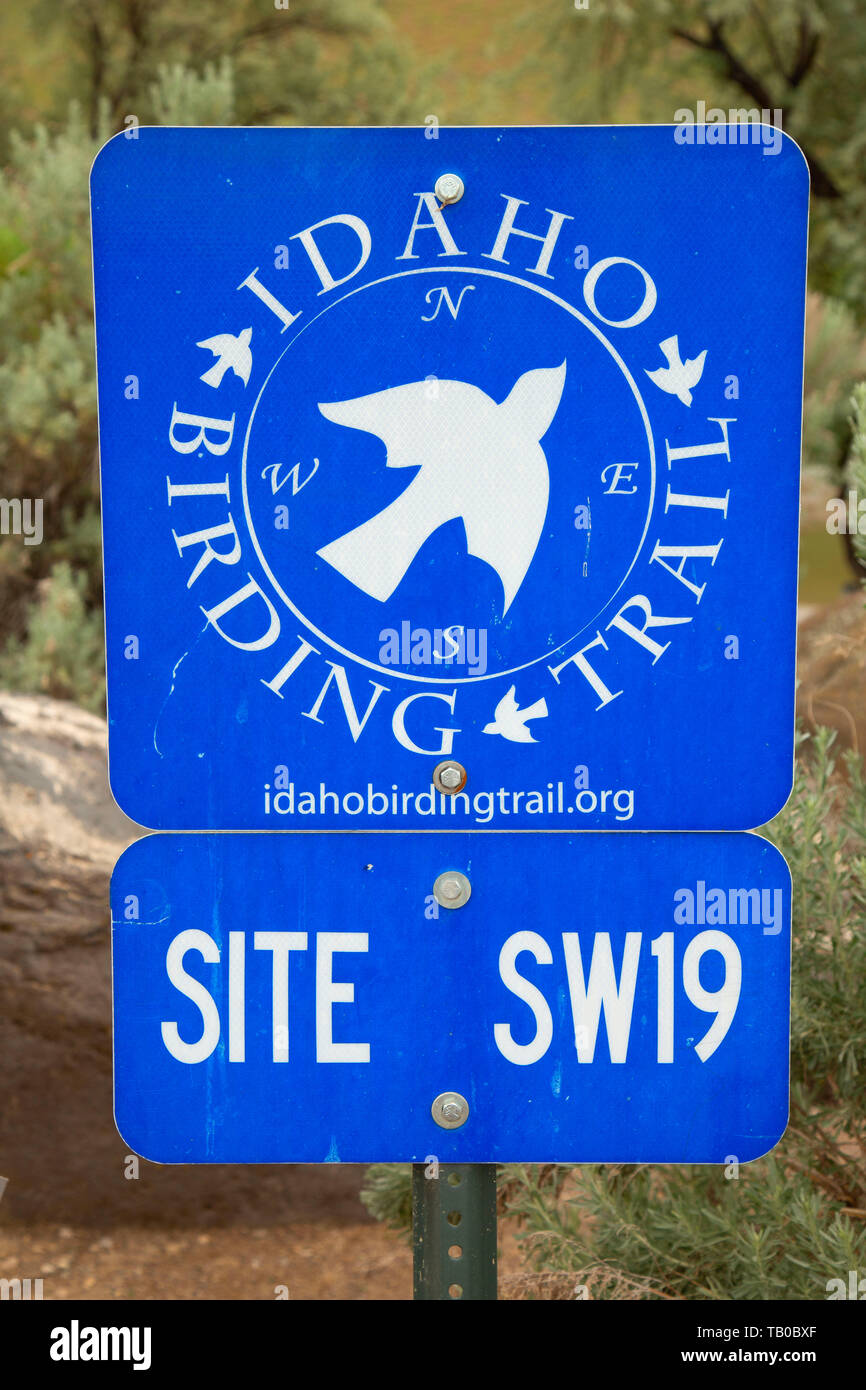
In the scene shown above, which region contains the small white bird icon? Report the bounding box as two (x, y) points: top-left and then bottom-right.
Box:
(483, 685), (549, 743)
(645, 335), (707, 407)
(196, 327), (253, 389)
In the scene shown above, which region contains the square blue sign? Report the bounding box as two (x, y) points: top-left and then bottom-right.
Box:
(92, 126), (808, 830)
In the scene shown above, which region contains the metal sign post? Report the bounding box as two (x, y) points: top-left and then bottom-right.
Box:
(413, 1164), (497, 1301)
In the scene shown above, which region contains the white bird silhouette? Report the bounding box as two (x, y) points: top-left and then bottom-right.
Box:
(483, 685), (549, 743)
(196, 327), (253, 389)
(645, 335), (706, 407)
(316, 362), (566, 615)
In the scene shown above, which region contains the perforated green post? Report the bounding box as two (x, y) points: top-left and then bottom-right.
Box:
(412, 1163), (497, 1301)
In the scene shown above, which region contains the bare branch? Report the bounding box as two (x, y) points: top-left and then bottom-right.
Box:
(672, 20), (776, 110)
(84, 17), (108, 138)
(197, 12), (361, 66)
(670, 18), (841, 199)
(750, 2), (785, 78)
(789, 16), (821, 89)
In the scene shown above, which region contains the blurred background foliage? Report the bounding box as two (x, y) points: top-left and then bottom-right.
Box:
(0, 0), (863, 1299)
(0, 0), (863, 701)
(539, 1), (866, 322)
(0, 0), (432, 704)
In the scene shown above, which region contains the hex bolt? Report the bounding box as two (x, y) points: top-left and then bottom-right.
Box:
(432, 760), (467, 795)
(433, 871), (471, 910)
(432, 1091), (469, 1129)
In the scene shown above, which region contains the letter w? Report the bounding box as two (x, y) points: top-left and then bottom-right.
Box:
(562, 932), (641, 1062)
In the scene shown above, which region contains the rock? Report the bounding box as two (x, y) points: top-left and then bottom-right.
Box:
(0, 690), (140, 948)
(0, 690), (139, 875)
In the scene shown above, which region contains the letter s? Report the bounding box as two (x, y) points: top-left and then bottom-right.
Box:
(494, 931), (553, 1065)
(161, 929), (221, 1063)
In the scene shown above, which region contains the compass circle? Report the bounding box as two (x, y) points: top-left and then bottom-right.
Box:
(241, 267), (656, 685)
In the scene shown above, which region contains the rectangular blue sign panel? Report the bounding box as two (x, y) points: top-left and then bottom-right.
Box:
(92, 126), (807, 831)
(112, 831), (790, 1163)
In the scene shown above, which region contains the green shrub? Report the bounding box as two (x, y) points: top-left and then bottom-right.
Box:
(359, 1164), (413, 1240)
(0, 5), (426, 662)
(0, 559), (105, 711)
(845, 383), (866, 570)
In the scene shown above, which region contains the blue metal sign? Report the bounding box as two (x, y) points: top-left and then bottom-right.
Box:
(112, 831), (790, 1163)
(92, 126), (808, 830)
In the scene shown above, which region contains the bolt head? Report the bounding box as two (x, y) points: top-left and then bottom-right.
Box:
(432, 760), (467, 794)
(434, 173), (464, 205)
(432, 1091), (469, 1129)
(433, 870), (471, 910)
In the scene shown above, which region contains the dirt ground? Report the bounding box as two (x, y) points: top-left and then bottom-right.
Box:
(0, 1222), (411, 1301)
